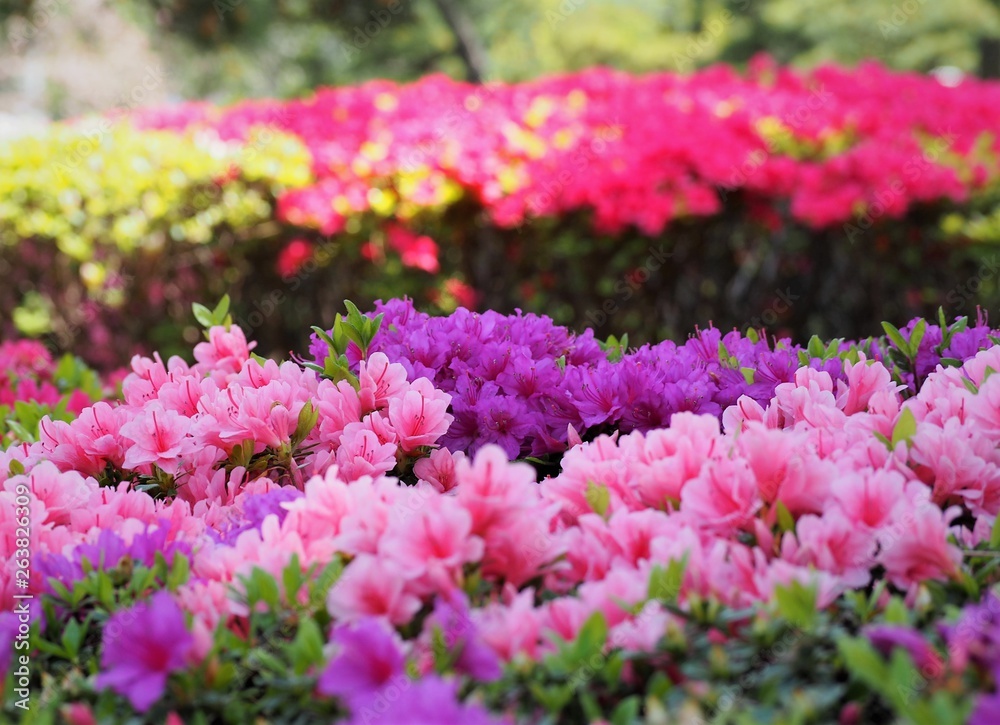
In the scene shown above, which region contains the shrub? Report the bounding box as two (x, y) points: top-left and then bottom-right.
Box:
(6, 61), (1000, 366)
(4, 301), (1000, 722)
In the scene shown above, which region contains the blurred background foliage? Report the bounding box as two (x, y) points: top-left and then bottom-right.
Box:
(5, 0), (1000, 115)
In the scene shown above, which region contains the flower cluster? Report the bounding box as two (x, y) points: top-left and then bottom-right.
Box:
(312, 299), (1000, 458)
(133, 60), (1000, 239)
(4, 302), (1000, 721)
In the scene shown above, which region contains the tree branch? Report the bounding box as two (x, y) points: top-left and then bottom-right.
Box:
(429, 0), (489, 83)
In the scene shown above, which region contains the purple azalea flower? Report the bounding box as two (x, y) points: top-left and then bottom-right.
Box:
(475, 394), (533, 458)
(346, 675), (503, 725)
(0, 613), (16, 677)
(317, 617), (407, 711)
(865, 624), (943, 676)
(41, 521), (191, 591)
(945, 316), (995, 362)
(219, 486), (303, 544)
(940, 593), (1000, 673)
(95, 590), (194, 712)
(427, 591), (501, 682)
(970, 689), (1000, 725)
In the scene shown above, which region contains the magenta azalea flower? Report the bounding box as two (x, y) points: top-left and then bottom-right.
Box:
(317, 617), (406, 710)
(346, 675), (503, 725)
(95, 591), (194, 712)
(865, 624), (943, 676)
(428, 590), (501, 682)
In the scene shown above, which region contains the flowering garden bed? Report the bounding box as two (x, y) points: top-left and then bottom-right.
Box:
(6, 61), (1000, 364)
(4, 299), (1000, 723)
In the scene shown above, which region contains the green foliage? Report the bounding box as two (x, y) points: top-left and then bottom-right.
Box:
(306, 299), (385, 385)
(192, 295), (233, 331)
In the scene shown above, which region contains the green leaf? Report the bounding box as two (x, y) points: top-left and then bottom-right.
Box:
(213, 294), (231, 323)
(610, 696), (641, 725)
(34, 638), (69, 658)
(774, 501), (796, 533)
(292, 402), (318, 448)
(883, 596), (910, 625)
(807, 335), (825, 359)
(288, 617), (325, 675)
(886, 648), (921, 712)
(891, 408), (918, 448)
(837, 636), (887, 689)
(308, 557), (345, 610)
(579, 689), (603, 721)
(97, 569), (115, 609)
(881, 321), (910, 357)
(166, 553), (191, 591)
(310, 325), (338, 353)
(61, 617), (86, 659)
(283, 554), (305, 604)
(990, 516), (1000, 550)
(6, 419), (34, 442)
(243, 568), (280, 610)
(343, 299), (365, 328)
(574, 611), (608, 662)
(648, 557), (687, 606)
(938, 357), (963, 368)
(908, 319), (927, 354)
(192, 302), (214, 328)
(740, 367), (756, 385)
(528, 682), (574, 713)
(585, 480), (611, 518)
(773, 579), (817, 630)
(745, 327), (760, 344)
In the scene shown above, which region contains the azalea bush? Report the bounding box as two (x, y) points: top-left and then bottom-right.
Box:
(8, 61), (1000, 365)
(5, 300), (1000, 722)
(0, 122), (312, 366)
(0, 338), (118, 446)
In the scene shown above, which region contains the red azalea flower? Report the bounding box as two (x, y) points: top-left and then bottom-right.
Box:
(277, 238), (315, 278)
(385, 223), (440, 273)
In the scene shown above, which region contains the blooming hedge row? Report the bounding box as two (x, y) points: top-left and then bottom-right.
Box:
(6, 61), (1000, 365)
(4, 301), (1000, 722)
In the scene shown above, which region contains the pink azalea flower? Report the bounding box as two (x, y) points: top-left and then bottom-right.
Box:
(119, 404), (197, 475)
(387, 382), (452, 453)
(880, 501), (963, 589)
(413, 447), (465, 493)
(379, 496), (483, 592)
(681, 456), (761, 532)
(357, 353), (409, 414)
(327, 554), (422, 625)
(830, 469), (906, 530)
(193, 325), (255, 375)
(836, 355), (900, 415)
(336, 427), (398, 481)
